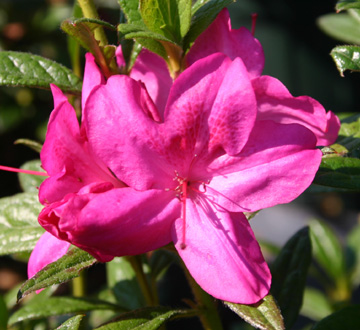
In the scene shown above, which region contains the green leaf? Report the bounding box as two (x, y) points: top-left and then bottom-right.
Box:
(317, 13), (360, 45)
(331, 45), (360, 76)
(0, 192), (44, 256)
(300, 288), (333, 321)
(106, 257), (145, 310)
(271, 227), (312, 329)
(149, 249), (175, 281)
(18, 247), (97, 301)
(311, 305), (360, 330)
(0, 51), (82, 93)
(139, 0), (191, 43)
(309, 220), (347, 283)
(335, 113), (360, 155)
(18, 160), (46, 192)
(336, 0), (360, 12)
(346, 223), (360, 287)
(8, 297), (121, 325)
(95, 307), (197, 330)
(61, 19), (117, 78)
(118, 0), (144, 24)
(14, 138), (43, 153)
(56, 315), (84, 330)
(183, 0), (233, 51)
(224, 294), (284, 330)
(313, 157), (360, 191)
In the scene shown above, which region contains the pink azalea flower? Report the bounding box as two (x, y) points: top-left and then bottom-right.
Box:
(117, 9), (339, 146)
(34, 48), (327, 304)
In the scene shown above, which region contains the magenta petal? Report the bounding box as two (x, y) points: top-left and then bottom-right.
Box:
(116, 47), (172, 116)
(82, 53), (105, 111)
(209, 121), (323, 212)
(39, 185), (180, 261)
(85, 75), (171, 190)
(172, 198), (270, 304)
(28, 232), (70, 278)
(187, 9), (264, 78)
(253, 75), (340, 146)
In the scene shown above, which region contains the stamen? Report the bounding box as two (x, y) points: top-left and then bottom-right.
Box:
(251, 13), (258, 36)
(0, 165), (48, 177)
(180, 180), (187, 250)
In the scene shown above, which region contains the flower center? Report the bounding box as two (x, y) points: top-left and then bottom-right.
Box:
(172, 171), (208, 250)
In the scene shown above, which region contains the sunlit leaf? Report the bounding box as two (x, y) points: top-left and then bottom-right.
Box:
(317, 13), (360, 45)
(18, 247), (97, 301)
(0, 51), (82, 93)
(95, 307), (197, 330)
(8, 297), (122, 325)
(331, 45), (360, 76)
(336, 0), (360, 12)
(0, 192), (44, 256)
(18, 160), (46, 193)
(224, 294), (284, 330)
(56, 315), (84, 330)
(271, 227), (312, 329)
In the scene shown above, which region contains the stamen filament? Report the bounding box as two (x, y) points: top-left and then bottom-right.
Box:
(251, 13), (258, 36)
(0, 165), (48, 177)
(180, 180), (187, 250)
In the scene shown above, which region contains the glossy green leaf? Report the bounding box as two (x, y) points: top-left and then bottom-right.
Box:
(183, 0), (233, 51)
(139, 0), (191, 43)
(271, 227), (312, 329)
(313, 157), (360, 191)
(346, 223), (360, 287)
(56, 315), (84, 330)
(18, 247), (97, 301)
(331, 45), (360, 76)
(0, 192), (44, 256)
(106, 257), (145, 310)
(312, 305), (360, 330)
(224, 294), (284, 330)
(0, 51), (82, 93)
(336, 0), (360, 12)
(95, 307), (197, 330)
(14, 138), (42, 153)
(300, 288), (333, 321)
(317, 13), (360, 45)
(310, 220), (347, 282)
(8, 297), (121, 325)
(18, 160), (46, 192)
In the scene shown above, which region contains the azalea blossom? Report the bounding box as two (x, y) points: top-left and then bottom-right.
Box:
(28, 9), (341, 304)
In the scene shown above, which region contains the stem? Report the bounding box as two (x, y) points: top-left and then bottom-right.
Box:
(72, 271), (86, 297)
(182, 264), (224, 330)
(77, 0), (108, 46)
(127, 256), (158, 306)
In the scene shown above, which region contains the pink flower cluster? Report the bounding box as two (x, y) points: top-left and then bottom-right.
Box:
(29, 9), (340, 304)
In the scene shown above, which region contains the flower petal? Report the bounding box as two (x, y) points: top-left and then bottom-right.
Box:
(40, 89), (120, 204)
(82, 53), (105, 111)
(85, 75), (171, 190)
(164, 54), (256, 175)
(208, 121), (322, 212)
(116, 47), (172, 117)
(172, 198), (270, 304)
(28, 232), (70, 278)
(253, 75), (340, 146)
(39, 184), (180, 262)
(186, 9), (264, 78)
